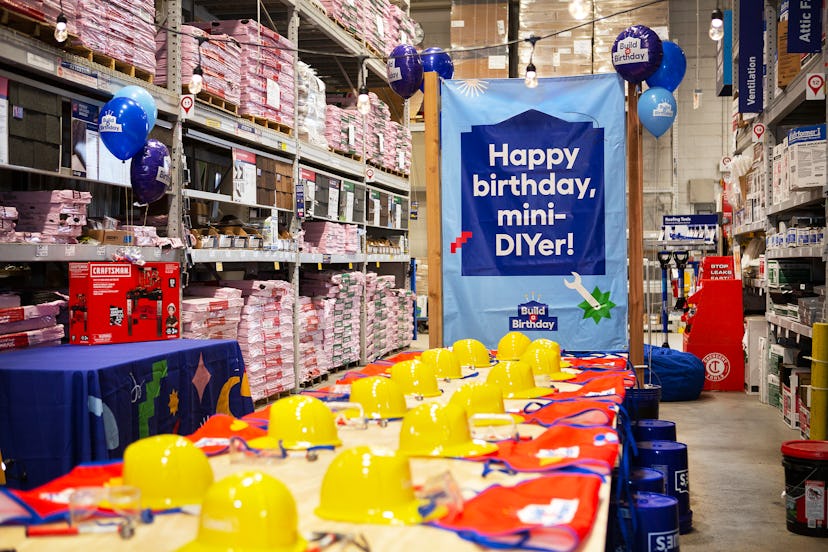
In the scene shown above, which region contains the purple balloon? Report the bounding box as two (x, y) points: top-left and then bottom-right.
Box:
(387, 44), (423, 99)
(130, 139), (171, 205)
(611, 25), (663, 83)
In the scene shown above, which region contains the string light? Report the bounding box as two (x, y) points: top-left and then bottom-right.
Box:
(568, 0), (590, 21)
(708, 5), (724, 41)
(525, 36), (539, 88)
(356, 57), (371, 115)
(188, 37), (206, 95)
(54, 1), (68, 43)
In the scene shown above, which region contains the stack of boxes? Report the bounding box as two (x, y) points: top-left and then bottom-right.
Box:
(1, 0), (78, 35)
(771, 124), (826, 206)
(0, 299), (65, 352)
(391, 288), (415, 348)
(364, 273), (411, 359)
(256, 156), (293, 211)
(301, 221), (360, 255)
(450, 0), (509, 79)
(360, 0), (391, 55)
(0, 207), (16, 241)
(296, 61), (328, 149)
(301, 271), (364, 369)
(155, 26), (241, 107)
(386, 4), (418, 47)
(325, 105), (363, 157)
(319, 0), (360, 34)
(221, 280), (295, 401)
(388, 121), (412, 175)
(192, 20), (295, 128)
(0, 190), (91, 244)
(6, 81), (61, 171)
(297, 295), (328, 383)
(76, 0), (156, 76)
(365, 93), (390, 168)
(180, 287), (244, 340)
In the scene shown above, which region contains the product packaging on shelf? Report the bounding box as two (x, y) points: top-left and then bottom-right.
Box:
(68, 262), (181, 345)
(787, 124), (826, 190)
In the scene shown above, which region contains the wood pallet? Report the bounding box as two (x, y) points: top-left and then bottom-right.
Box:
(241, 114), (294, 136)
(299, 373), (330, 389)
(333, 18), (359, 37)
(330, 147), (362, 161)
(306, 0), (328, 17)
(253, 388), (294, 408)
(366, 160), (408, 178)
(0, 5), (54, 38)
(66, 43), (154, 83)
(188, 88), (239, 115)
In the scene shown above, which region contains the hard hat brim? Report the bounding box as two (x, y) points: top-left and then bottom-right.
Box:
(546, 372), (577, 381)
(503, 387), (556, 399)
(247, 435), (342, 451)
(177, 535), (308, 552)
(400, 439), (499, 458)
(469, 412), (525, 426)
(315, 499), (447, 525)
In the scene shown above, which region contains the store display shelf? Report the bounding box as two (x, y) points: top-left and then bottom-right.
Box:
(370, 170), (410, 193)
(366, 253), (410, 263)
(734, 126), (755, 154)
(766, 54), (825, 127)
(299, 252), (365, 264)
(0, 26), (178, 113)
(733, 220), (766, 236)
(766, 312), (812, 339)
(364, 222), (407, 231)
(186, 107), (296, 156)
(0, 163), (134, 189)
(0, 243), (179, 262)
(182, 189), (292, 212)
(297, 143), (365, 178)
(189, 248), (296, 264)
(654, 240), (717, 250)
(767, 188), (825, 216)
(766, 246), (824, 259)
(744, 278), (766, 289)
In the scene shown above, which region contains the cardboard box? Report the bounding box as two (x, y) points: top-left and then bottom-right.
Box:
(69, 262), (181, 345)
(776, 20), (802, 89)
(450, 0), (508, 47)
(452, 48), (509, 79)
(787, 124), (826, 189)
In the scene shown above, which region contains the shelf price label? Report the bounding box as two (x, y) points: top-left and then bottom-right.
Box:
(97, 246), (107, 257)
(64, 245), (76, 258)
(35, 245), (49, 258)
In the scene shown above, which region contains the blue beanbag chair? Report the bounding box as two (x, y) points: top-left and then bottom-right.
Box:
(643, 345), (705, 401)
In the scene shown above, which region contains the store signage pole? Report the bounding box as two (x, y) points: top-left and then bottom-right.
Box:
(424, 71), (443, 348)
(627, 82), (644, 366)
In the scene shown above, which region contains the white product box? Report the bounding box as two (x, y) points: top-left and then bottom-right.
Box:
(787, 124), (826, 190)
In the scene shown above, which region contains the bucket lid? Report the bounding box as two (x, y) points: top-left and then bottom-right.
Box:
(635, 419), (675, 428)
(781, 440), (828, 460)
(631, 467), (665, 481)
(634, 492), (678, 508)
(638, 440), (686, 451)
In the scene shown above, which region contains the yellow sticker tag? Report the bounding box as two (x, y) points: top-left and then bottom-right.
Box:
(318, 263), (323, 270)
(376, 261), (381, 268)
(274, 262), (280, 270)
(349, 262), (353, 269)
(216, 262), (224, 272)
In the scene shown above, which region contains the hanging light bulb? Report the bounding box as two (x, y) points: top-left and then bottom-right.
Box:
(525, 62), (538, 89)
(568, 0), (590, 21)
(708, 8), (724, 41)
(188, 66), (204, 95)
(357, 85), (371, 115)
(54, 13), (68, 43)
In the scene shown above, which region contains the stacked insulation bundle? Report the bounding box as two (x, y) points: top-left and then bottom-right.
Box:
(192, 20), (296, 128)
(180, 287), (244, 340)
(296, 61), (328, 148)
(391, 288), (415, 349)
(385, 4), (418, 47)
(0, 190), (91, 244)
(155, 25), (241, 106)
(318, 0), (359, 34)
(364, 274), (412, 359)
(301, 271), (364, 369)
(0, 0), (78, 34)
(297, 296), (328, 383)
(75, 0), (156, 76)
(387, 121), (412, 175)
(0, 299), (65, 352)
(220, 280), (295, 401)
(360, 0), (391, 55)
(325, 105), (363, 157)
(0, 207), (16, 240)
(365, 93), (390, 168)
(301, 221), (360, 255)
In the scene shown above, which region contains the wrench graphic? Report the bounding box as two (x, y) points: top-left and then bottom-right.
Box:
(563, 272), (602, 309)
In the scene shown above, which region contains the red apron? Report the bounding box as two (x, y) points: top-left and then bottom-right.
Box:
(522, 399), (617, 427)
(185, 414), (267, 455)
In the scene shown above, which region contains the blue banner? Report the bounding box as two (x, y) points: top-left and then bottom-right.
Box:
(788, 0), (822, 53)
(738, 0), (764, 113)
(441, 75), (627, 351)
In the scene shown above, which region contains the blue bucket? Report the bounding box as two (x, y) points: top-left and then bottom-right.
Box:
(635, 440), (693, 534)
(633, 419), (677, 443)
(633, 492), (680, 552)
(629, 467), (666, 494)
(623, 384), (661, 421)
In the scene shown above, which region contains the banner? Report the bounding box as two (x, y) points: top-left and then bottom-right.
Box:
(716, 10), (733, 96)
(441, 75), (627, 351)
(738, 0), (764, 113)
(788, 0), (822, 53)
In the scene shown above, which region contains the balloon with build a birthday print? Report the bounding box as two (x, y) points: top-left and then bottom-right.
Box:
(130, 139), (171, 205)
(637, 87), (677, 138)
(611, 25), (663, 83)
(387, 44), (423, 99)
(98, 97), (149, 161)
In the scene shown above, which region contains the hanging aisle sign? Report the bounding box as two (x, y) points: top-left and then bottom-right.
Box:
(440, 75), (627, 351)
(738, 0), (764, 113)
(788, 0), (822, 53)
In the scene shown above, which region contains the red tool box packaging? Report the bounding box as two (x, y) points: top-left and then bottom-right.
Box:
(68, 262), (181, 345)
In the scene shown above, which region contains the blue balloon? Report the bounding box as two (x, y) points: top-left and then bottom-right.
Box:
(638, 87), (677, 138)
(130, 139), (171, 205)
(387, 44), (423, 99)
(645, 41), (687, 92)
(419, 47), (454, 92)
(114, 85), (158, 131)
(611, 25), (663, 83)
(99, 97), (149, 161)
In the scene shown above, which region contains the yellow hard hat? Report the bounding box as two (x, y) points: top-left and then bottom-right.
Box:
(448, 382), (524, 424)
(247, 395), (342, 451)
(390, 359), (441, 398)
(349, 376), (408, 419)
(178, 471), (306, 552)
(398, 403), (499, 458)
(520, 347), (575, 382)
(527, 338), (560, 355)
(452, 338), (492, 368)
(495, 331), (531, 361)
(486, 360), (552, 399)
(315, 446), (446, 525)
(419, 348), (463, 379)
(123, 434), (214, 509)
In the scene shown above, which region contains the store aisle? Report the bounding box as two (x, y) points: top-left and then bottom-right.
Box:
(661, 392), (824, 551)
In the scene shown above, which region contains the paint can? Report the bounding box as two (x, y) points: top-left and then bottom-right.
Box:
(623, 384), (661, 421)
(633, 419), (677, 443)
(630, 467), (666, 494)
(635, 440), (692, 534)
(781, 440), (828, 537)
(633, 492), (680, 552)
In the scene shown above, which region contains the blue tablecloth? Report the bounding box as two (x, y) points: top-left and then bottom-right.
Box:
(0, 339), (253, 489)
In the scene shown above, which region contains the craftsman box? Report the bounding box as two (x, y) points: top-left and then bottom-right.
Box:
(68, 262), (181, 345)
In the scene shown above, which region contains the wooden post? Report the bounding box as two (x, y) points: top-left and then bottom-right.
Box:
(424, 71), (443, 348)
(627, 82), (644, 366)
